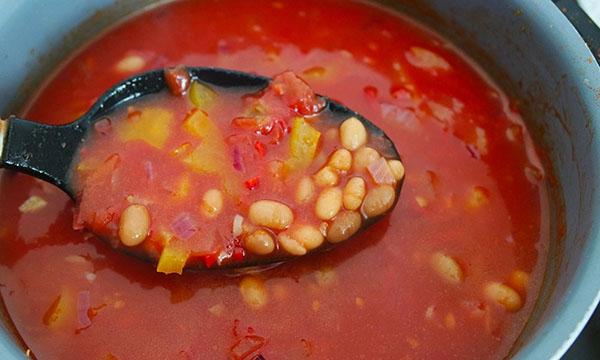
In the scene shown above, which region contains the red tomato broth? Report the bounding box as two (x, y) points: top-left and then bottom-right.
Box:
(0, 0), (549, 359)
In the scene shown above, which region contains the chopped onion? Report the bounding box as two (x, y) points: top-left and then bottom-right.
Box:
(232, 215), (244, 237)
(144, 161), (155, 182)
(367, 157), (395, 185)
(170, 213), (198, 240)
(93, 118), (112, 135)
(18, 195), (47, 213)
(77, 291), (92, 328)
(232, 146), (244, 172)
(405, 47), (451, 72)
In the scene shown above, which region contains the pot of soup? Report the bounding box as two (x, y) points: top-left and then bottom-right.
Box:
(0, 0), (598, 359)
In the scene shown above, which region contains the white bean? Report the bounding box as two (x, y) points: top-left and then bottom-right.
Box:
(328, 149), (352, 171)
(484, 282), (523, 312)
(362, 185), (396, 218)
(244, 230), (275, 255)
(430, 252), (463, 284)
(343, 177), (366, 210)
(339, 117), (367, 151)
(201, 189), (224, 218)
(313, 166), (339, 187)
(119, 204), (150, 246)
(295, 176), (315, 204)
(387, 159), (405, 181)
(278, 233), (307, 256)
(315, 187), (343, 220)
(292, 225), (324, 250)
(327, 211), (362, 243)
(353, 147), (380, 171)
(239, 276), (268, 310)
(248, 200), (293, 230)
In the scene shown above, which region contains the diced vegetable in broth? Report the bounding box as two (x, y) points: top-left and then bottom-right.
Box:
(72, 69), (402, 270)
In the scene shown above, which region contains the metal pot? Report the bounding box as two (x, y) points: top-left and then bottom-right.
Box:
(0, 0), (598, 358)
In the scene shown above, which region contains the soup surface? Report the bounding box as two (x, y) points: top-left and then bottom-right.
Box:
(0, 0), (549, 359)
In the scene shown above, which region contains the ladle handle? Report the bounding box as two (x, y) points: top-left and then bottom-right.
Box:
(0, 117), (84, 198)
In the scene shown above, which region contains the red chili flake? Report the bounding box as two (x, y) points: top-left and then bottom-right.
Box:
(164, 66), (191, 96)
(127, 108), (141, 121)
(258, 120), (274, 135)
(244, 177), (260, 190)
(254, 141), (267, 157)
(232, 247), (245, 261)
(203, 254), (218, 268)
(233, 117), (259, 129)
(363, 85), (378, 98)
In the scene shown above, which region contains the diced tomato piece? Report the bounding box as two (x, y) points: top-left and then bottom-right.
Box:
(202, 254), (218, 268)
(232, 117), (259, 130)
(363, 85), (378, 98)
(244, 177), (260, 190)
(254, 141), (267, 157)
(232, 247), (245, 261)
(164, 66), (191, 96)
(270, 71), (326, 116)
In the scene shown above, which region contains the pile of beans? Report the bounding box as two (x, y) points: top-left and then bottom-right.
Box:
(239, 117), (404, 257)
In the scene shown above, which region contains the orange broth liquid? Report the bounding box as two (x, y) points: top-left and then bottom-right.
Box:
(0, 0), (549, 359)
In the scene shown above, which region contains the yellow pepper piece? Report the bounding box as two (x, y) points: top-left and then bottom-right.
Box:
(286, 117), (321, 171)
(157, 242), (190, 275)
(182, 110), (228, 173)
(117, 107), (173, 148)
(171, 175), (191, 200)
(189, 81), (218, 110)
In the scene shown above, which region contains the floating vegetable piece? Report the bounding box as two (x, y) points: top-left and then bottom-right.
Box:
(189, 81), (218, 110)
(182, 110), (229, 173)
(157, 241), (190, 275)
(286, 117), (321, 171)
(116, 107), (173, 148)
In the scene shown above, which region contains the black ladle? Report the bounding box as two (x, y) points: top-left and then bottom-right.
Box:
(0, 67), (403, 270)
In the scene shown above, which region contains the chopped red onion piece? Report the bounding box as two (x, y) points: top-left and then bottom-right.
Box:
(367, 157), (395, 185)
(170, 213), (198, 240)
(77, 290), (92, 328)
(93, 118), (112, 135)
(144, 161), (155, 182)
(232, 146), (244, 172)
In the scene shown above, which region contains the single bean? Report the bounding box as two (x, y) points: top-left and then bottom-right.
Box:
(484, 282), (523, 312)
(119, 204), (150, 246)
(315, 187), (343, 220)
(278, 233), (307, 256)
(509, 270), (529, 294)
(328, 149), (352, 171)
(292, 225), (324, 250)
(248, 200), (293, 230)
(244, 229), (275, 255)
(353, 147), (380, 171)
(313, 166), (339, 187)
(362, 185), (396, 218)
(343, 177), (366, 210)
(239, 276), (268, 310)
(327, 211), (362, 243)
(430, 252), (463, 284)
(295, 176), (315, 204)
(201, 189), (224, 218)
(115, 55), (145, 73)
(387, 159), (405, 181)
(340, 117), (368, 151)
